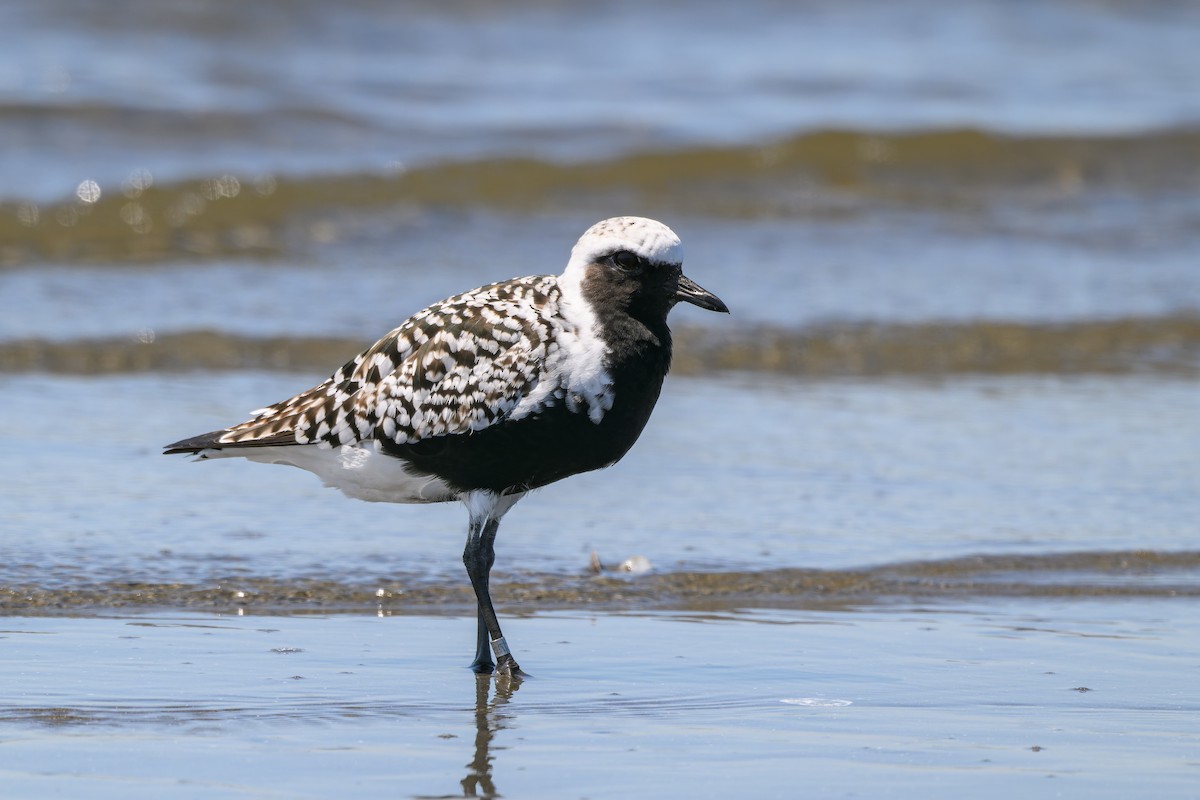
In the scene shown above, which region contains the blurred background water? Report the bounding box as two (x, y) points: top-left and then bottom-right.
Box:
(2, 2), (1199, 796)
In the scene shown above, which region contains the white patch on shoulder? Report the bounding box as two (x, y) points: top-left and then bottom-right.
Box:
(554, 271), (614, 424)
(232, 442), (456, 504)
(508, 267), (613, 425)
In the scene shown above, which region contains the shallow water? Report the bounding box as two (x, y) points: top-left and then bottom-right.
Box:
(1, 604), (1197, 798)
(3, 1), (1199, 795)
(3, 371), (1197, 598)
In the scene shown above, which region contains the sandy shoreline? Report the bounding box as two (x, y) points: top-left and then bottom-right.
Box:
(4, 548), (1198, 616)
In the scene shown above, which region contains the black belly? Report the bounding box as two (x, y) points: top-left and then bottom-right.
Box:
(380, 373), (666, 495)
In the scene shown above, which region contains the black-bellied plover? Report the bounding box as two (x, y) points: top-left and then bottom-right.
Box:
(165, 216), (728, 675)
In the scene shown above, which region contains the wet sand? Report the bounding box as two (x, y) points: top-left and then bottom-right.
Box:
(1, 603), (1196, 798)
(4, 548), (1199, 616)
(4, 4), (1199, 794)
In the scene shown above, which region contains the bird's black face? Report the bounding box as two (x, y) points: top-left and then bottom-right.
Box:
(587, 249), (728, 322)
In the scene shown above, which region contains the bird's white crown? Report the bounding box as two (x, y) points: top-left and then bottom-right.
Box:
(564, 216), (683, 276)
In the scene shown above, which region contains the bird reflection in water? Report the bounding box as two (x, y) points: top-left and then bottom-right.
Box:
(461, 672), (522, 798)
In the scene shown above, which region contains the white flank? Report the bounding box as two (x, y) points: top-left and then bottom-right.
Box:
(219, 442), (456, 504)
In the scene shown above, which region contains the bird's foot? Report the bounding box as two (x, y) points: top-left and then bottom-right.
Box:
(469, 636), (525, 676)
(469, 657), (495, 674)
(489, 635), (521, 675)
(494, 656), (528, 695)
(495, 652), (522, 677)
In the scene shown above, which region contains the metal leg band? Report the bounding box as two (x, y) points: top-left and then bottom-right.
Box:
(490, 636), (511, 659)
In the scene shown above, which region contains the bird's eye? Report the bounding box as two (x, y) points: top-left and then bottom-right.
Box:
(610, 251), (644, 274)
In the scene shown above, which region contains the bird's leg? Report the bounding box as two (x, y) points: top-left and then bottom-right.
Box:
(478, 518), (523, 675)
(472, 600), (491, 674)
(463, 515), (520, 675)
(463, 516), (494, 672)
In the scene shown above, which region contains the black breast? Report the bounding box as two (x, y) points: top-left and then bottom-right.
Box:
(381, 330), (672, 495)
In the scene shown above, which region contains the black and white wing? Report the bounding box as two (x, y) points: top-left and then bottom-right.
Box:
(165, 275), (564, 454)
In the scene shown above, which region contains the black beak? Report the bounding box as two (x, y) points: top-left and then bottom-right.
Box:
(674, 274), (729, 313)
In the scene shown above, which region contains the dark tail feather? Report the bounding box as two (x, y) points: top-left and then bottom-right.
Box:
(164, 428), (299, 455)
(163, 429), (232, 455)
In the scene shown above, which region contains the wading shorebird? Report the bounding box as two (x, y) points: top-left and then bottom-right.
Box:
(165, 216), (728, 675)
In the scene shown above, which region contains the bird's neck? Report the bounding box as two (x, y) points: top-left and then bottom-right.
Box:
(558, 271), (674, 369)
(596, 310), (673, 373)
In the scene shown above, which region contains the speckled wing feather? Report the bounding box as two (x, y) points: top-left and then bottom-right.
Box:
(217, 275), (563, 449)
